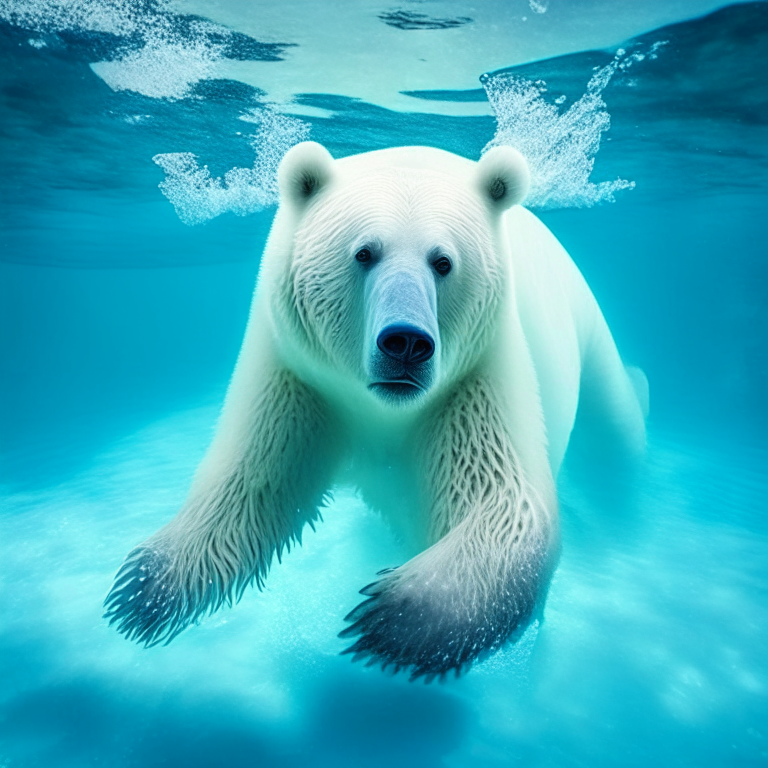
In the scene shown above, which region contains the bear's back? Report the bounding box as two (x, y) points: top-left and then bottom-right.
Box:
(504, 206), (602, 474)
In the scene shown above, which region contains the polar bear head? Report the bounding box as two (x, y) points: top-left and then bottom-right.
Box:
(272, 142), (529, 406)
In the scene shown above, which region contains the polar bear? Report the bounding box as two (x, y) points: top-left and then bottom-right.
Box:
(105, 142), (646, 679)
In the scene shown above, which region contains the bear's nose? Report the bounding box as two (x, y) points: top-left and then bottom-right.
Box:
(377, 324), (435, 364)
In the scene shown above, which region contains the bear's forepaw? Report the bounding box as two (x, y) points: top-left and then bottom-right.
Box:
(103, 545), (195, 647)
(339, 565), (539, 681)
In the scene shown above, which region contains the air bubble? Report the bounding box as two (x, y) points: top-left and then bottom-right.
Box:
(480, 42), (664, 210)
(153, 108), (310, 225)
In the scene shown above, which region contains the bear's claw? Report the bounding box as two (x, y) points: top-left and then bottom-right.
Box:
(103, 546), (192, 647)
(339, 571), (536, 681)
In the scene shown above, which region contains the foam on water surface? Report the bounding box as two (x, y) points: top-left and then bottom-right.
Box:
(0, 0), (291, 99)
(90, 37), (221, 100)
(0, 0), (139, 37)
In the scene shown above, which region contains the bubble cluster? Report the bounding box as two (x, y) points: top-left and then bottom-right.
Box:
(528, 0), (549, 14)
(153, 109), (311, 225)
(482, 43), (666, 210)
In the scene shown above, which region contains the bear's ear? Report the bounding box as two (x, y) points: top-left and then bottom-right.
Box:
(278, 141), (335, 207)
(476, 146), (530, 211)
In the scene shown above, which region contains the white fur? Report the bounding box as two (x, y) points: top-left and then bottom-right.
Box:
(106, 143), (645, 677)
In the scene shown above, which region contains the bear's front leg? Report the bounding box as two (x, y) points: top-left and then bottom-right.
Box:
(105, 368), (338, 646)
(340, 375), (558, 680)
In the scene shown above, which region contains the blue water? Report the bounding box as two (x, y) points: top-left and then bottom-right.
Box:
(1, 2), (767, 766)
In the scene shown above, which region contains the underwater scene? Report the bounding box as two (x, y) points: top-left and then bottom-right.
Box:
(1, 1), (767, 766)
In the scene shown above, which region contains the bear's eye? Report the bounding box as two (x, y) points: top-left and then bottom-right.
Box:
(432, 256), (452, 276)
(355, 248), (373, 264)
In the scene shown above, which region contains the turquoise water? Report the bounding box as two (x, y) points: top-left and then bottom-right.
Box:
(1, 2), (767, 766)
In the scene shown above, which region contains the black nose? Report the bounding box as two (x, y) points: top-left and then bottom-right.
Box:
(377, 324), (435, 364)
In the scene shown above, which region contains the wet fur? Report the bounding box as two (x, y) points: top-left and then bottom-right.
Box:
(340, 374), (554, 680)
(105, 369), (337, 646)
(106, 143), (643, 678)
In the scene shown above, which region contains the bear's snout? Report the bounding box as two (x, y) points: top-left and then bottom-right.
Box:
(364, 262), (439, 404)
(369, 323), (436, 404)
(377, 324), (435, 365)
